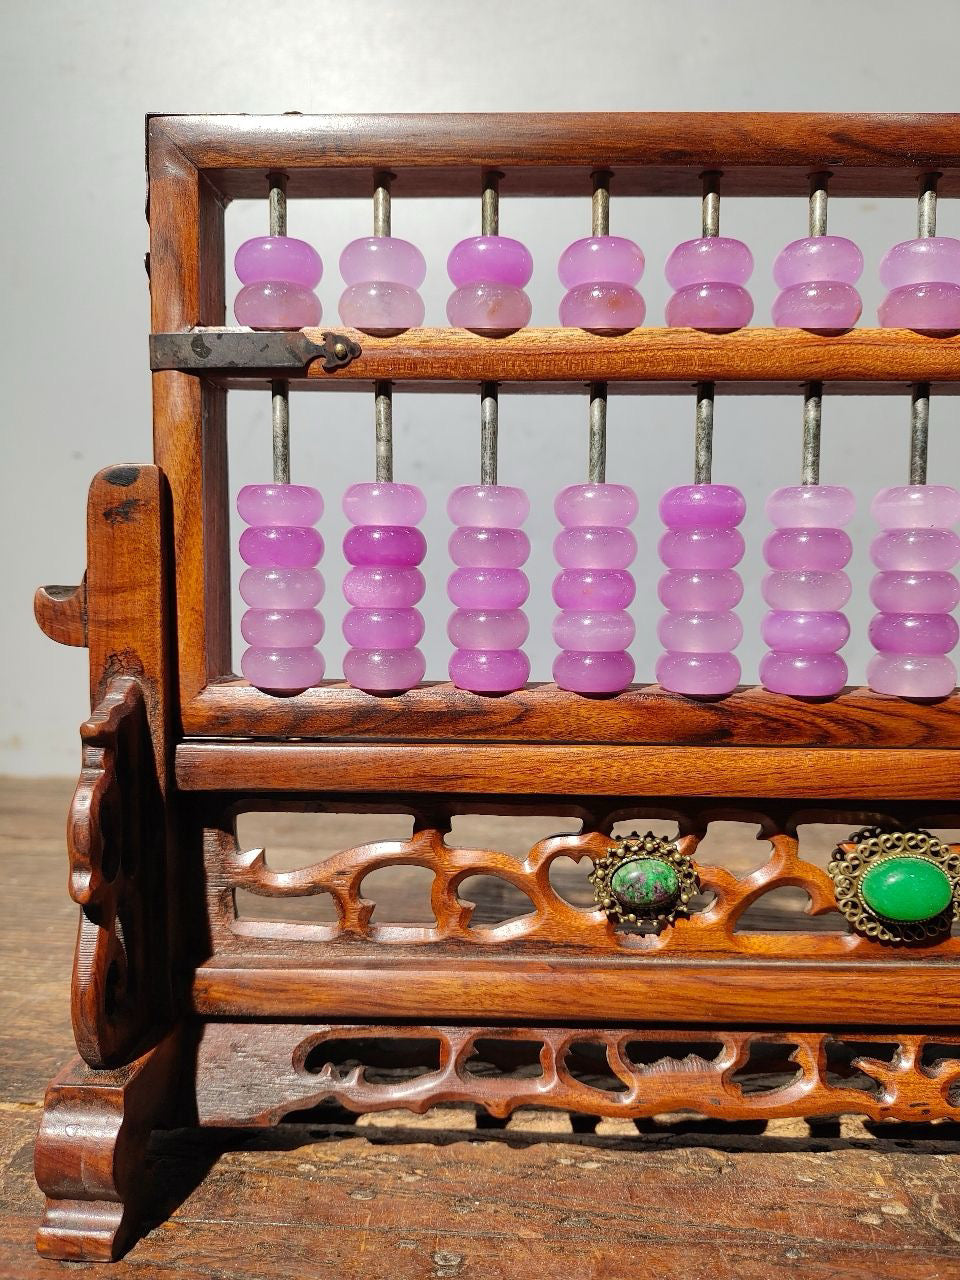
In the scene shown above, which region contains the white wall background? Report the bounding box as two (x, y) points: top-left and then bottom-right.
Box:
(3, 0), (960, 775)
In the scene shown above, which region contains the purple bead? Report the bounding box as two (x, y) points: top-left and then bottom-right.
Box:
(773, 237), (863, 288)
(241, 608), (324, 648)
(449, 526), (530, 568)
(343, 647), (425, 693)
(871, 485), (960, 530)
(659, 484), (745, 530)
(763, 528), (852, 571)
(447, 608), (529, 650)
(762, 570), (851, 611)
(658, 527), (745, 570)
(241, 646), (325, 691)
(771, 281), (862, 329)
(237, 484), (323, 527)
(447, 236), (533, 288)
(878, 282), (960, 329)
(658, 569), (743, 611)
(339, 237), (426, 287)
(338, 282), (424, 331)
(879, 238), (960, 288)
(240, 566), (325, 609)
(657, 610), (743, 653)
(447, 282), (531, 330)
(665, 282), (753, 329)
(234, 281), (322, 329)
(552, 610), (636, 652)
(555, 483), (638, 528)
(449, 648), (530, 693)
(448, 567), (529, 609)
(558, 237), (645, 288)
(555, 526), (637, 570)
(870, 529), (960, 571)
(761, 610), (850, 653)
(868, 612), (959, 655)
(867, 654), (957, 698)
(342, 607), (424, 649)
(870, 571), (960, 614)
(656, 651), (740, 696)
(553, 649), (635, 695)
(559, 282), (645, 329)
(760, 652), (847, 697)
(447, 485), (529, 529)
(765, 485), (855, 529)
(343, 525), (426, 568)
(235, 236), (323, 288)
(239, 525), (323, 568)
(343, 482), (426, 526)
(665, 238), (754, 288)
(343, 566), (425, 608)
(552, 569), (636, 610)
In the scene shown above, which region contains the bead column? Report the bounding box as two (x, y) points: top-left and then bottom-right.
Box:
(665, 172), (753, 329)
(772, 173), (863, 329)
(338, 172), (426, 331)
(557, 171), (645, 328)
(446, 173), (533, 331)
(879, 175), (960, 329)
(234, 171), (323, 329)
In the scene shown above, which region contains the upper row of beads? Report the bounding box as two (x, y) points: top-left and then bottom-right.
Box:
(233, 232), (960, 332)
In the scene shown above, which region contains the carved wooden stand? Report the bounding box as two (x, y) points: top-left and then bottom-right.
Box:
(33, 113), (960, 1261)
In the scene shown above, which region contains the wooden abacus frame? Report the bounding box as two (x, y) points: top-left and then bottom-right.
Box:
(32, 113), (960, 1261)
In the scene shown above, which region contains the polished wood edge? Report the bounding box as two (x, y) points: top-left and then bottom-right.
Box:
(34, 580), (87, 648)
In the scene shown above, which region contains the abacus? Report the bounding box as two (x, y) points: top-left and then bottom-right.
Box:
(33, 113), (960, 1261)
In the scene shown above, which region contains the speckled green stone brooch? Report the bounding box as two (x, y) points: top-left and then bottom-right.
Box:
(590, 831), (699, 927)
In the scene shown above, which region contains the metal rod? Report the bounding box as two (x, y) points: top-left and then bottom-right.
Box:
(701, 171), (720, 238)
(592, 170), (611, 236)
(588, 383), (607, 484)
(482, 171), (500, 236)
(910, 384), (930, 485)
(694, 383), (714, 484)
(268, 170), (288, 237)
(918, 174), (938, 238)
(373, 170), (392, 237)
(480, 383), (498, 485)
(268, 173), (291, 483)
(809, 172), (829, 237)
(375, 381), (393, 483)
(801, 382), (823, 486)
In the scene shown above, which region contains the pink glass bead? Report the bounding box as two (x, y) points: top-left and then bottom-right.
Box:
(235, 236), (323, 288)
(343, 483), (426, 526)
(240, 566), (325, 609)
(765, 485), (855, 529)
(761, 610), (850, 654)
(773, 237), (863, 288)
(559, 282), (645, 329)
(868, 612), (959, 655)
(448, 609), (529, 650)
(657, 611), (743, 653)
(659, 484), (746, 530)
(554, 526), (637, 570)
(553, 650), (635, 695)
(234, 281), (322, 329)
(239, 525), (323, 568)
(656, 652), (740, 696)
(552, 569), (635, 611)
(658, 528), (745, 571)
(658, 569), (743, 611)
(449, 648), (530, 693)
(665, 282), (753, 329)
(763, 527), (852, 571)
(555, 483), (639, 528)
(343, 525), (426, 567)
(558, 237), (645, 288)
(343, 647), (426, 693)
(771, 281), (862, 329)
(237, 484), (323, 527)
(241, 608), (324, 647)
(339, 237), (426, 287)
(870, 529), (960, 571)
(338, 282), (424, 330)
(342, 606), (424, 649)
(552, 610), (636, 652)
(447, 282), (531, 330)
(762, 570), (852, 611)
(878, 283), (960, 329)
(241, 646), (325, 691)
(867, 654), (957, 698)
(879, 238), (960, 288)
(665, 238), (754, 288)
(870, 571), (960, 614)
(448, 485), (529, 528)
(447, 237), (533, 288)
(449, 526), (531, 568)
(343, 566), (425, 608)
(759, 652), (847, 697)
(448, 567), (529, 609)
(871, 485), (960, 530)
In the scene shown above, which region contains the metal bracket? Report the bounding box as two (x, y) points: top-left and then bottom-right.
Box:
(318, 330), (362, 372)
(149, 328), (361, 374)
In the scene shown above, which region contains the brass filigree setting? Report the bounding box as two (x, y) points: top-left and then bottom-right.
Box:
(828, 828), (960, 944)
(590, 831), (699, 927)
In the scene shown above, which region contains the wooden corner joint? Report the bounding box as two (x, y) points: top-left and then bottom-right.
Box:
(34, 576), (88, 647)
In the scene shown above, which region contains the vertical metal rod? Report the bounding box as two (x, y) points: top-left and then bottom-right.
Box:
(809, 172), (829, 237)
(372, 173), (394, 481)
(910, 384), (930, 485)
(482, 170), (500, 235)
(588, 172), (611, 482)
(268, 172), (291, 484)
(480, 171), (501, 484)
(694, 383), (714, 484)
(701, 171), (720, 238)
(374, 170), (392, 237)
(801, 383), (823, 486)
(918, 174), (938, 238)
(592, 170), (611, 237)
